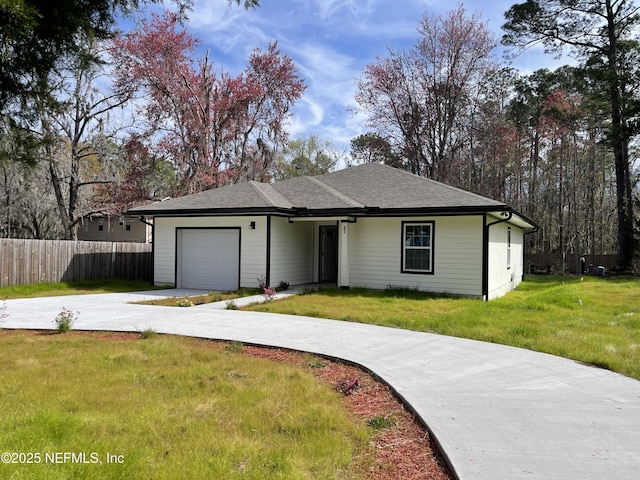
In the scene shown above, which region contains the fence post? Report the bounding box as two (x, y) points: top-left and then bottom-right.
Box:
(111, 242), (117, 279)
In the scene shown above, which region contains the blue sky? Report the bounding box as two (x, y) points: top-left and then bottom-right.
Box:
(135, 0), (567, 152)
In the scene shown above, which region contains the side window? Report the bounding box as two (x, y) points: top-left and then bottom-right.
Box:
(402, 222), (434, 274)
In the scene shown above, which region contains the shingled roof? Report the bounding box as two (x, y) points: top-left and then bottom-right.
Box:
(128, 163), (533, 224)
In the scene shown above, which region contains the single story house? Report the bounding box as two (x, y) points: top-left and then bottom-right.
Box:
(78, 214), (152, 243)
(128, 163), (537, 300)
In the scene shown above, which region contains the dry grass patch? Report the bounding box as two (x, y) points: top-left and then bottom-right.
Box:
(132, 288), (261, 307)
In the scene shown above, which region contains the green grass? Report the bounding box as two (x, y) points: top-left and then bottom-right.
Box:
(0, 280), (158, 299)
(0, 332), (370, 480)
(246, 276), (640, 380)
(133, 288), (262, 307)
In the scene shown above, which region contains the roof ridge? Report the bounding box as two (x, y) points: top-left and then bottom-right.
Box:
(248, 181), (294, 208)
(306, 176), (365, 208)
(384, 164), (506, 206)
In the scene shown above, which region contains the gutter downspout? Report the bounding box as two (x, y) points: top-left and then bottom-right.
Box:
(266, 216), (272, 288)
(138, 216), (153, 227)
(147, 216), (155, 285)
(482, 211), (513, 301)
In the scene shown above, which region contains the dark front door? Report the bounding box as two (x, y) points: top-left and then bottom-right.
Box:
(319, 225), (338, 283)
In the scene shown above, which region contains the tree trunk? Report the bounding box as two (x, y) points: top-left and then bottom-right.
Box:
(48, 158), (72, 240)
(2, 165), (11, 238)
(606, 1), (636, 271)
(67, 144), (80, 241)
(612, 136), (635, 270)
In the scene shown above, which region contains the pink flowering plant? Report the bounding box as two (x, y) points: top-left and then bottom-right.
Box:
(257, 275), (268, 290)
(258, 274), (280, 301)
(336, 378), (360, 396)
(262, 287), (276, 301)
(54, 307), (78, 333)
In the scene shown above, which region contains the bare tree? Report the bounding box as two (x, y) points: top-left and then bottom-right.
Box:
(354, 5), (496, 182)
(40, 48), (131, 240)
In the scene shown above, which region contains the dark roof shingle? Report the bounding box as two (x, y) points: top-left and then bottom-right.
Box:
(129, 163), (511, 215)
(318, 163), (505, 209)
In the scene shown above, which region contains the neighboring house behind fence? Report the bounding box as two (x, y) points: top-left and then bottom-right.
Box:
(78, 214), (152, 243)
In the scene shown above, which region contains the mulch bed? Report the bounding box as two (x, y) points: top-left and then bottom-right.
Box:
(242, 344), (453, 479)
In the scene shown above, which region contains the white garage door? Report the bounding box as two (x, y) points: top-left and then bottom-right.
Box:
(178, 229), (240, 290)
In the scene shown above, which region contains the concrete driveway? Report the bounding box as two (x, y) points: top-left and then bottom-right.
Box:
(3, 289), (640, 480)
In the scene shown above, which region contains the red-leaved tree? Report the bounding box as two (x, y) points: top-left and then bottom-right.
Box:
(111, 11), (305, 194)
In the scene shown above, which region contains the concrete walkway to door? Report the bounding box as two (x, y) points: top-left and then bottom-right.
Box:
(3, 289), (640, 480)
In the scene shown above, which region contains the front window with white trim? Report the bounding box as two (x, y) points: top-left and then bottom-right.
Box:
(402, 222), (434, 273)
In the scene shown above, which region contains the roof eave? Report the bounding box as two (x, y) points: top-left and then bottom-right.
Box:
(125, 206), (293, 217)
(360, 205), (509, 217)
(127, 204), (533, 220)
(502, 208), (539, 230)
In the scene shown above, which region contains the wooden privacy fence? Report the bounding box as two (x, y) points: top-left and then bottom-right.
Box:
(525, 253), (617, 274)
(0, 239), (152, 286)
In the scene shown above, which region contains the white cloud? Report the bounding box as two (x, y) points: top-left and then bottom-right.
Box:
(293, 43), (356, 88)
(290, 97), (325, 132)
(314, 0), (376, 20)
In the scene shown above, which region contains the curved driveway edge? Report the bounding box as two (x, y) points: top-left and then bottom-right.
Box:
(3, 290), (640, 480)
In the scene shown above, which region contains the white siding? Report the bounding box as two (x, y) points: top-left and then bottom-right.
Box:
(153, 213), (522, 298)
(348, 216), (484, 297)
(487, 220), (525, 300)
(512, 226), (525, 293)
(269, 217), (314, 287)
(153, 216), (267, 288)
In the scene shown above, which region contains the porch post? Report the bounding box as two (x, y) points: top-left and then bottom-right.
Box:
(338, 221), (349, 288)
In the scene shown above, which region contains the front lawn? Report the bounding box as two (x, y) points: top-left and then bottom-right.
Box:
(0, 332), (370, 480)
(246, 276), (640, 380)
(0, 280), (158, 299)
